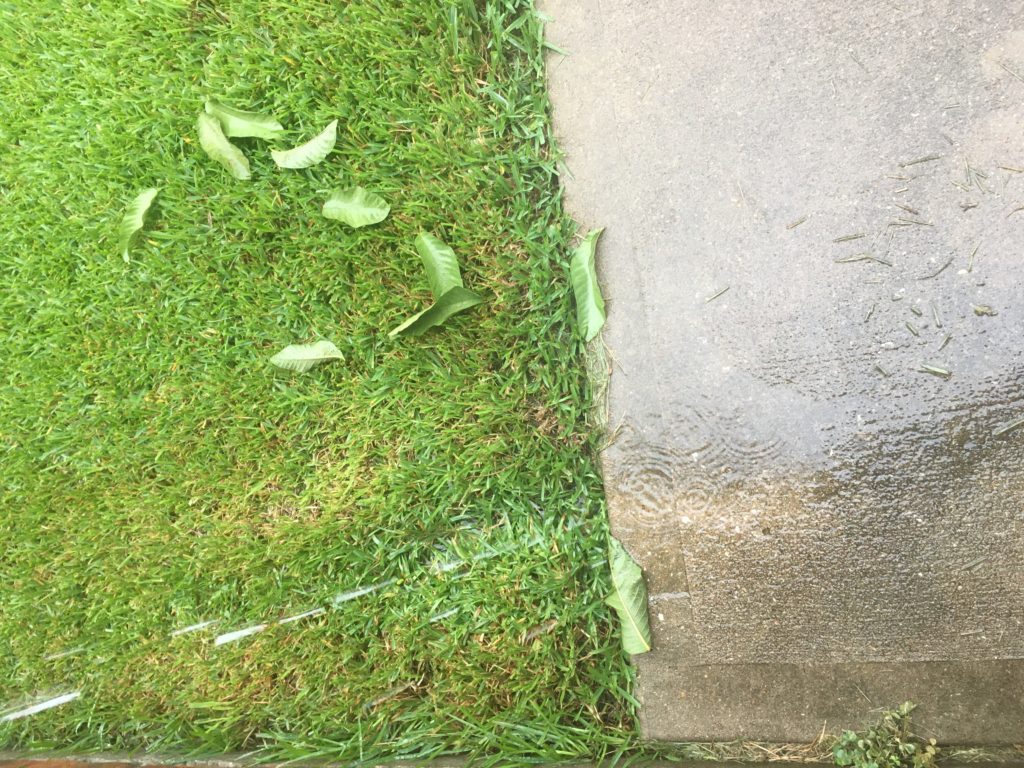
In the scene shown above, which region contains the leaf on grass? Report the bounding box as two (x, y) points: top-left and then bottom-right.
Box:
(269, 340), (343, 372)
(605, 536), (651, 655)
(389, 234), (482, 338)
(271, 119), (338, 169)
(197, 112), (250, 180)
(388, 285), (484, 338)
(569, 228), (606, 342)
(204, 99), (284, 140)
(415, 232), (464, 299)
(118, 187), (159, 262)
(322, 187), (390, 228)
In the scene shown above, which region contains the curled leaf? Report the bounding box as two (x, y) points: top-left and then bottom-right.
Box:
(415, 232), (464, 299)
(322, 187), (390, 228)
(204, 99), (284, 140)
(569, 228), (606, 342)
(271, 119), (338, 169)
(197, 112), (250, 180)
(270, 340), (343, 372)
(605, 536), (651, 655)
(389, 286), (483, 338)
(118, 187), (159, 262)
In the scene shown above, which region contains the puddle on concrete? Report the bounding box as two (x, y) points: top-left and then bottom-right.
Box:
(551, 0), (1024, 669)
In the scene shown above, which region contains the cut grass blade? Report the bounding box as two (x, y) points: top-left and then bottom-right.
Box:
(197, 112), (250, 180)
(322, 187), (391, 228)
(269, 340), (344, 373)
(204, 99), (284, 140)
(919, 363), (952, 379)
(569, 228), (605, 342)
(993, 416), (1024, 437)
(272, 119), (338, 169)
(118, 187), (159, 262)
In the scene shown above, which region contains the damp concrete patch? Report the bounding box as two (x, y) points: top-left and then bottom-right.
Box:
(544, 0), (1024, 743)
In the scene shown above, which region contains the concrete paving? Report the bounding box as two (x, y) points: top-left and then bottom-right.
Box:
(544, 0), (1024, 743)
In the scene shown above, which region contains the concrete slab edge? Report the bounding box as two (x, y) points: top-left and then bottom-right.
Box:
(2, 753), (1023, 768)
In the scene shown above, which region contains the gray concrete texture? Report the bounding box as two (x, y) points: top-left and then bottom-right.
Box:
(544, 0), (1024, 744)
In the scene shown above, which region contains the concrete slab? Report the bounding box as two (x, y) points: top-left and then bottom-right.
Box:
(544, 0), (1024, 743)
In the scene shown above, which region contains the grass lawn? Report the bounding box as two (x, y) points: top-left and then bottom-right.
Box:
(0, 0), (642, 761)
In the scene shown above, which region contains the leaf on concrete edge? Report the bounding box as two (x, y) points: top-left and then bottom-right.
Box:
(605, 536), (652, 654)
(569, 227), (606, 342)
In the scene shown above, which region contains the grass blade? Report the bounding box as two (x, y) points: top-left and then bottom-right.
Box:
(569, 228), (605, 342)
(271, 119), (338, 169)
(919, 363), (952, 379)
(323, 187), (391, 228)
(197, 112), (250, 180)
(118, 187), (159, 262)
(993, 416), (1024, 437)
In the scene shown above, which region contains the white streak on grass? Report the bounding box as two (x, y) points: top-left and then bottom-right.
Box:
(1, 692), (81, 722)
(332, 579), (395, 606)
(431, 559), (464, 574)
(278, 607), (326, 625)
(170, 619), (220, 637)
(43, 647), (85, 661)
(213, 624), (268, 646)
(364, 681), (416, 709)
(429, 608), (458, 623)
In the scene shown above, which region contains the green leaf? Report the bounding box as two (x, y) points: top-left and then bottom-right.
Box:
(271, 119), (338, 169)
(269, 340), (343, 373)
(569, 227), (606, 342)
(196, 112), (250, 180)
(605, 536), (651, 654)
(415, 232), (464, 299)
(388, 286), (483, 338)
(204, 99), (284, 140)
(322, 187), (391, 228)
(118, 187), (159, 262)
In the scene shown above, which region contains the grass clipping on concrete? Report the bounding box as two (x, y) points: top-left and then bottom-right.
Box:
(0, 0), (634, 761)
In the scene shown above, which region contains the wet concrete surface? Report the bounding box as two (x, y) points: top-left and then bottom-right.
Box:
(543, 0), (1024, 742)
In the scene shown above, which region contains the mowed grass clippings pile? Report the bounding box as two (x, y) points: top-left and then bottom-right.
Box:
(0, 0), (635, 760)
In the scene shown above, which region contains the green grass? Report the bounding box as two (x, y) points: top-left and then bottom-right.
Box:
(0, 0), (643, 761)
